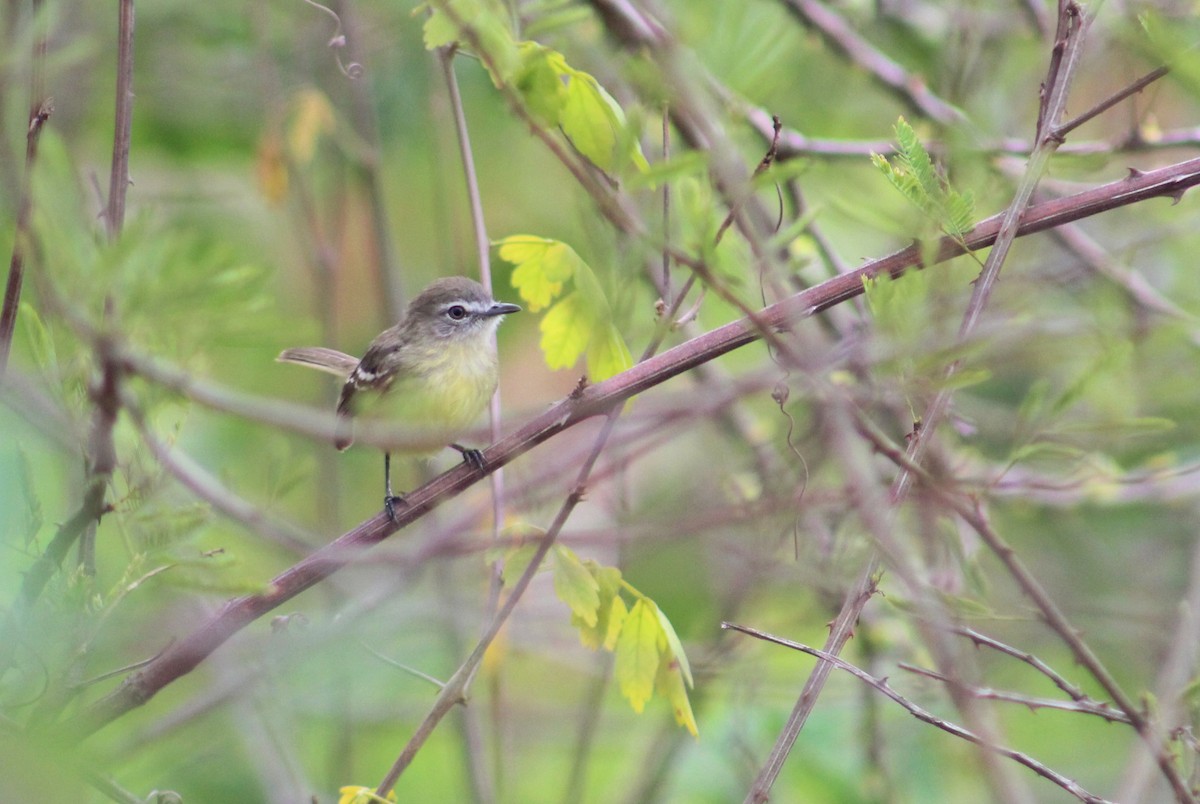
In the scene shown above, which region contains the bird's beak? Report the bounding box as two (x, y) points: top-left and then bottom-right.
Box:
(484, 302), (522, 317)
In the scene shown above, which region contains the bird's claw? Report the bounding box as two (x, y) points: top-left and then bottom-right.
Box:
(384, 494), (407, 523)
(450, 443), (487, 471)
(462, 448), (486, 471)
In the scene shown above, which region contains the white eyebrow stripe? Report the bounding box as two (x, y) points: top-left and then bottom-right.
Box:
(443, 301), (493, 314)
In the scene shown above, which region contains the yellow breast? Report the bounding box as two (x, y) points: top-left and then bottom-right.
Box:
(359, 338), (499, 444)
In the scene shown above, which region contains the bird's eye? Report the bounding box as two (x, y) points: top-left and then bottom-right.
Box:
(446, 305), (468, 320)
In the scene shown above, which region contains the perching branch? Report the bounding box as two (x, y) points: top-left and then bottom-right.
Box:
(58, 152), (1200, 740)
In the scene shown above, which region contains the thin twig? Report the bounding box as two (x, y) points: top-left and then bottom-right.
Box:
(776, 0), (964, 124)
(375, 408), (624, 796)
(898, 662), (1130, 723)
(104, 0), (135, 240)
(437, 43), (502, 804)
(724, 623), (1112, 804)
(331, 0), (406, 319)
(856, 412), (1195, 802)
(0, 99), (52, 380)
(952, 626), (1089, 702)
(125, 399), (316, 554)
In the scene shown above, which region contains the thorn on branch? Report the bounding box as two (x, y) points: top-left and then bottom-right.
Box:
(30, 99), (53, 133)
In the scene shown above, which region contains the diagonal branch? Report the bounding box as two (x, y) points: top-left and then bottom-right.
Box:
(776, 0), (964, 124)
(57, 153), (1200, 740)
(724, 623), (1112, 804)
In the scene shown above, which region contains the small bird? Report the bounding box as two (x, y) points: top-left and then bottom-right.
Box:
(278, 276), (521, 521)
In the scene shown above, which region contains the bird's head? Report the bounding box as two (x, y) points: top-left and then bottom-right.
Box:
(406, 276), (521, 342)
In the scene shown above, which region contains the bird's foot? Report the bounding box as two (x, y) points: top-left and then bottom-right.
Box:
(450, 443), (487, 471)
(384, 494), (407, 523)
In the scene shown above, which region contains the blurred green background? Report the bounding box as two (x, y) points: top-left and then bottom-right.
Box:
(4, 1), (1200, 802)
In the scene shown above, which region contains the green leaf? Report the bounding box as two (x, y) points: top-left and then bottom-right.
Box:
(574, 563), (626, 650)
(655, 654), (699, 737)
(420, 0), (520, 83)
(508, 43), (646, 174)
(560, 70), (621, 172)
(615, 598), (661, 713)
(873, 117), (975, 240)
(603, 594), (628, 652)
(625, 150), (709, 190)
(499, 235), (583, 312)
(500, 542), (542, 588)
(421, 6), (460, 49)
(586, 323), (633, 383)
(499, 234), (633, 381)
(653, 603), (693, 688)
(539, 292), (593, 370)
(514, 43), (570, 127)
(553, 545), (601, 627)
(17, 301), (57, 375)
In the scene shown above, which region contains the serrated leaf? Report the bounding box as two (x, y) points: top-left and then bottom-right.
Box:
(421, 0), (519, 83)
(574, 563), (626, 650)
(655, 655), (699, 737)
(615, 598), (661, 713)
(514, 42), (570, 126)
(553, 545), (601, 627)
(603, 594), (628, 652)
(652, 603), (692, 688)
(539, 292), (593, 370)
(573, 564), (628, 652)
(421, 6), (459, 49)
(499, 235), (582, 312)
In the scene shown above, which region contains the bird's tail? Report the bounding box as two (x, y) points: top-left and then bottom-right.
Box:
(277, 347), (359, 378)
(279, 347), (358, 450)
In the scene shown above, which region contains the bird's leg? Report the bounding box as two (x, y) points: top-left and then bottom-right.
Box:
(449, 443), (486, 471)
(384, 452), (406, 523)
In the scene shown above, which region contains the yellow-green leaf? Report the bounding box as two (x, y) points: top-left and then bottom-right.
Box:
(421, 7), (459, 49)
(553, 545), (601, 627)
(499, 235), (582, 312)
(539, 292), (593, 370)
(586, 322), (633, 383)
(653, 603), (693, 688)
(515, 42), (570, 126)
(420, 0), (520, 83)
(560, 70), (620, 172)
(500, 543), (541, 588)
(574, 563), (626, 650)
(615, 598), (661, 713)
(655, 656), (699, 737)
(604, 594), (628, 652)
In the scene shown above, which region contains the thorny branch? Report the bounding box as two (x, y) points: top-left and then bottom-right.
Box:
(52, 150), (1200, 740)
(723, 622), (1112, 804)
